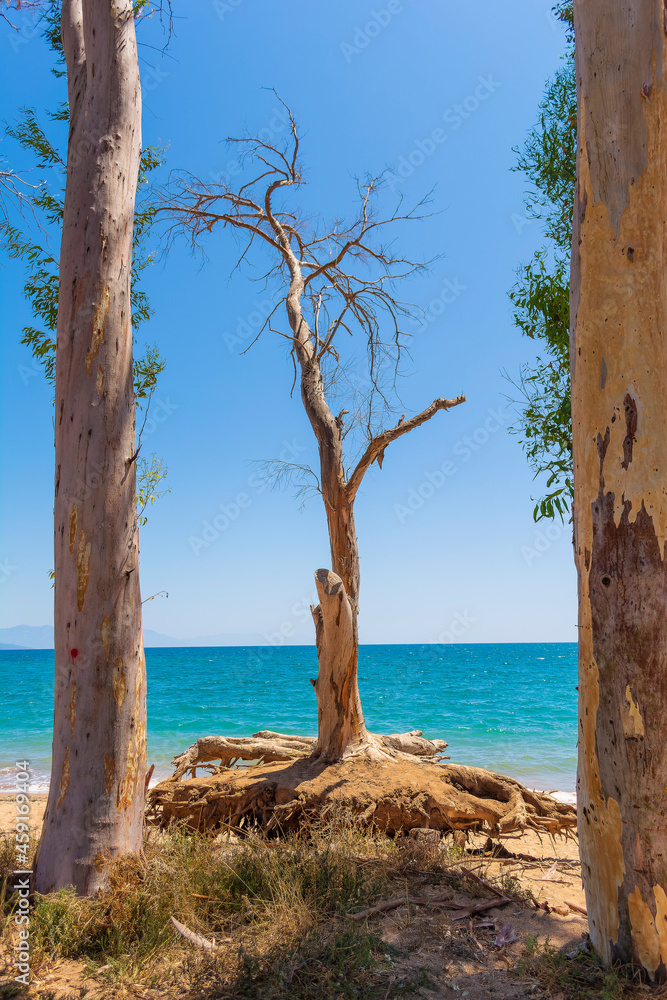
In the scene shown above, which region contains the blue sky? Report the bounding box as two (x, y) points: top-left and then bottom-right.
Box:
(0, 0), (576, 644)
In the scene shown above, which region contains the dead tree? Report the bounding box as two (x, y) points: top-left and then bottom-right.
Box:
(159, 109), (464, 762)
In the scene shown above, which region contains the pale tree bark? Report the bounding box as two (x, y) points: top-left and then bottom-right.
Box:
(34, 0), (145, 895)
(572, 0), (667, 979)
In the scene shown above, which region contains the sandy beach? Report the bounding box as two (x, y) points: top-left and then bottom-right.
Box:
(0, 793), (47, 839)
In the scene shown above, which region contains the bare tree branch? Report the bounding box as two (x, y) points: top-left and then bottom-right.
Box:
(0, 0), (44, 29)
(346, 395), (466, 500)
(0, 168), (42, 225)
(155, 103), (465, 622)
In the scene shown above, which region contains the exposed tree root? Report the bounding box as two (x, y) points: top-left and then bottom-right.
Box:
(147, 754), (576, 839)
(170, 730), (449, 779)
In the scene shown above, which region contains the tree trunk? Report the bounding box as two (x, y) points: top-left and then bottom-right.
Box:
(311, 569), (370, 760)
(572, 0), (667, 978)
(326, 485), (360, 616)
(314, 488), (367, 757)
(292, 327), (367, 759)
(34, 0), (145, 895)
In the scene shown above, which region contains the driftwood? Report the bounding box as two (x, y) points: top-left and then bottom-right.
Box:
(148, 755), (577, 840)
(170, 729), (449, 780)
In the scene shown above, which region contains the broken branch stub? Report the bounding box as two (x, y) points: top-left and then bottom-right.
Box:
(311, 568), (371, 761)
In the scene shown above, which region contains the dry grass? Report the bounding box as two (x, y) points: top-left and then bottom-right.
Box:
(4, 817), (625, 1000)
(516, 934), (667, 1000)
(0, 814), (476, 998)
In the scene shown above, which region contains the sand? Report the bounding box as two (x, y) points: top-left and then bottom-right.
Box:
(0, 793), (47, 839)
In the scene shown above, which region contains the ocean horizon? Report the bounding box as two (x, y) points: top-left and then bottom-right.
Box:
(0, 642), (578, 800)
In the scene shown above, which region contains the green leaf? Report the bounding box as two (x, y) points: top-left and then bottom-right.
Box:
(507, 1), (574, 522)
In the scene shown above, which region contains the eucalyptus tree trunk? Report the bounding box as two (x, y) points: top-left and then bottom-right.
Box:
(34, 0), (145, 895)
(572, 0), (667, 979)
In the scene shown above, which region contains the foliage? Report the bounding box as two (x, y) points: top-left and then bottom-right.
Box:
(137, 454), (170, 526)
(508, 1), (575, 521)
(1, 2), (168, 521)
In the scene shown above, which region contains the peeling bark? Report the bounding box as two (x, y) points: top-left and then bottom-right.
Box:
(34, 0), (145, 895)
(310, 568), (372, 760)
(572, 0), (667, 978)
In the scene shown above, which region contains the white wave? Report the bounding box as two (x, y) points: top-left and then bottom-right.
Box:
(533, 788), (576, 805)
(0, 770), (171, 794)
(551, 790), (577, 805)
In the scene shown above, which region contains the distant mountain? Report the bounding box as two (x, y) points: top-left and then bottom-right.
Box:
(143, 630), (267, 648)
(0, 625), (269, 649)
(0, 625), (55, 649)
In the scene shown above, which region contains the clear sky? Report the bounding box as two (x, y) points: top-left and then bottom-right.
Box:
(0, 0), (577, 645)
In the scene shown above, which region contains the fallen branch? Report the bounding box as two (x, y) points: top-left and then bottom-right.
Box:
(459, 866), (507, 899)
(450, 897), (512, 920)
(350, 889), (513, 923)
(533, 899), (569, 917)
(565, 899), (588, 916)
(170, 916), (229, 950)
(350, 891), (455, 921)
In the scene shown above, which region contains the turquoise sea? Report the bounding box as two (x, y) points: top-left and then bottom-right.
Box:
(0, 643), (578, 796)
